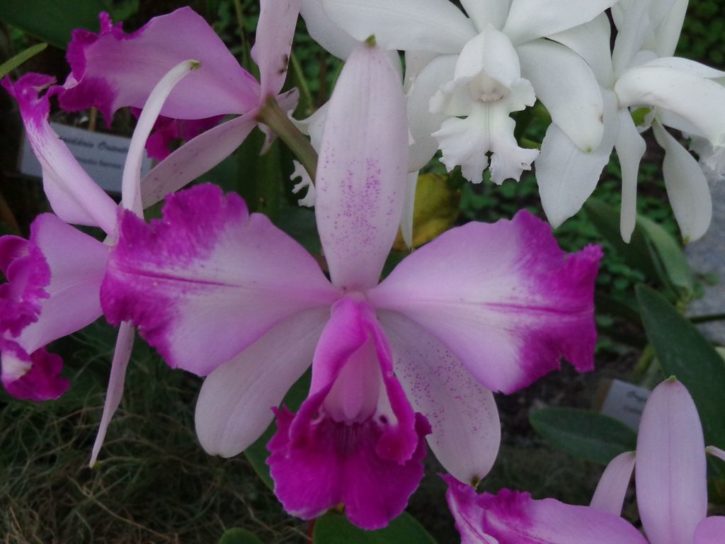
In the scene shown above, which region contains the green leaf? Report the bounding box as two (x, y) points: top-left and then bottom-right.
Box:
(0, 0), (106, 49)
(636, 285), (725, 448)
(637, 215), (694, 294)
(0, 43), (47, 78)
(218, 528), (263, 544)
(313, 512), (437, 544)
(243, 371), (311, 490)
(530, 407), (637, 465)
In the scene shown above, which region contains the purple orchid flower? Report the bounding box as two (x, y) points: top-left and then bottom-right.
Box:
(99, 39), (601, 529)
(445, 378), (725, 543)
(57, 1), (301, 206)
(1, 61), (198, 464)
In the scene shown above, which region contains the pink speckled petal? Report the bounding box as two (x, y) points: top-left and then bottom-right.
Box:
(315, 42), (408, 290)
(1, 343), (69, 401)
(59, 8), (259, 123)
(252, 0), (300, 98)
(636, 379), (708, 544)
(195, 308), (328, 458)
(268, 297), (429, 529)
(382, 311), (501, 485)
(2, 74), (118, 234)
(102, 184), (337, 376)
(590, 451), (635, 515)
(14, 214), (109, 355)
(445, 477), (648, 544)
(694, 517), (725, 544)
(369, 210), (601, 394)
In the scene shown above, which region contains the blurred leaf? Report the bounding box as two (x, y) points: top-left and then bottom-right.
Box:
(313, 512), (437, 544)
(393, 173), (459, 251)
(0, 0), (105, 49)
(530, 408), (637, 465)
(637, 215), (694, 295)
(0, 42), (47, 78)
(218, 528), (263, 544)
(243, 371), (311, 490)
(636, 285), (725, 448)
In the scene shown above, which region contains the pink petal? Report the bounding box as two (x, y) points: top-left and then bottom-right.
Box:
(141, 114), (225, 161)
(141, 113), (257, 208)
(635, 378), (708, 544)
(195, 308), (329, 457)
(101, 184), (338, 376)
(694, 517), (725, 544)
(90, 322), (135, 466)
(590, 451), (635, 515)
(2, 74), (118, 234)
(0, 234), (50, 336)
(445, 478), (648, 544)
(14, 214), (109, 355)
(1, 343), (69, 401)
(59, 9), (260, 123)
(252, 0), (301, 99)
(382, 311), (501, 485)
(368, 210), (602, 394)
(315, 42), (408, 290)
(268, 297), (429, 529)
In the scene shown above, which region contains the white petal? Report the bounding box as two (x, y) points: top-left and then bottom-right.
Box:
(615, 110), (647, 242)
(503, 0), (617, 45)
(550, 14), (614, 87)
(518, 39), (605, 151)
(655, 0), (688, 57)
(653, 123), (712, 242)
(535, 91), (618, 227)
(321, 0), (476, 54)
(382, 311), (501, 484)
(611, 0), (653, 77)
(460, 0), (511, 31)
(615, 65), (725, 145)
(455, 27), (522, 89)
(639, 57), (725, 79)
(195, 309), (328, 457)
(301, 0), (356, 59)
(590, 452), (636, 515)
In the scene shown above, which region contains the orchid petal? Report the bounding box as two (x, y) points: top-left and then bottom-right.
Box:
(461, 0), (511, 30)
(321, 0), (476, 54)
(1, 345), (69, 401)
(315, 42), (408, 290)
(636, 57), (725, 79)
(550, 15), (614, 87)
(615, 110), (647, 242)
(123, 59), (199, 214)
(611, 0), (653, 77)
(90, 321), (134, 466)
(144, 115), (224, 161)
(300, 0), (356, 59)
(369, 211), (601, 394)
(655, 0), (687, 57)
(590, 451), (636, 515)
(407, 55), (457, 171)
(636, 378), (708, 544)
(694, 517), (725, 544)
(652, 123), (712, 242)
(383, 312), (501, 484)
(445, 478), (648, 544)
(195, 308), (328, 457)
(535, 91), (618, 228)
(252, 0), (300, 98)
(615, 64), (725, 146)
(102, 184), (337, 376)
(141, 114), (257, 208)
(60, 8), (259, 122)
(518, 39), (605, 151)
(2, 74), (117, 234)
(503, 0), (617, 45)
(15, 214), (108, 355)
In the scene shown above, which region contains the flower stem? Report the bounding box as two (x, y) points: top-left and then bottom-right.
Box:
(257, 97), (318, 181)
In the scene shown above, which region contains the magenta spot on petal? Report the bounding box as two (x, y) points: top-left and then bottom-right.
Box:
(1, 342), (69, 402)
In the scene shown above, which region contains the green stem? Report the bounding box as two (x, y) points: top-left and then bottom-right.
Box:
(289, 52), (313, 116)
(257, 97), (318, 181)
(690, 313), (725, 324)
(232, 0), (251, 68)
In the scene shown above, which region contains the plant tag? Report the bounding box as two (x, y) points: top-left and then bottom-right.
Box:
(19, 122), (153, 193)
(598, 379), (650, 431)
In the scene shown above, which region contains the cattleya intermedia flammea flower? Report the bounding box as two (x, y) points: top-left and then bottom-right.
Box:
(445, 378), (725, 543)
(0, 60), (202, 463)
(58, 0), (304, 208)
(306, 0), (615, 186)
(536, 0), (725, 242)
(99, 38), (601, 529)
